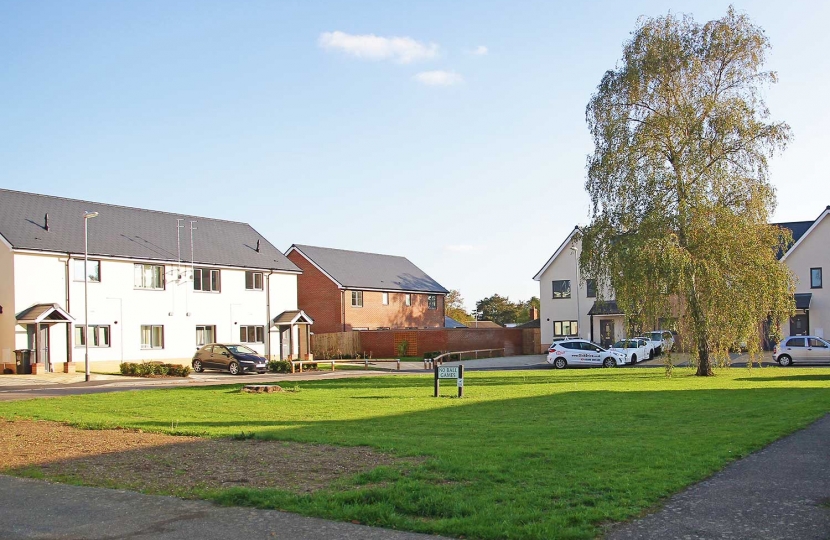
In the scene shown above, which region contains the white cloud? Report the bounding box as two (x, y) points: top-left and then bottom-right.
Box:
(444, 244), (483, 253)
(470, 45), (488, 56)
(413, 70), (464, 86)
(318, 31), (439, 64)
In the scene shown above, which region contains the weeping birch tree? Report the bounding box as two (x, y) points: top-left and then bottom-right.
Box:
(579, 7), (795, 376)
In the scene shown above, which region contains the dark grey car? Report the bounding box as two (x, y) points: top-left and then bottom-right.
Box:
(192, 343), (267, 375)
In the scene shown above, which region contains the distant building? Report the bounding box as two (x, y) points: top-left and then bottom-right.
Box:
(285, 244), (448, 334)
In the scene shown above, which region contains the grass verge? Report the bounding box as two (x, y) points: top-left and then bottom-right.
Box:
(2, 367), (829, 539)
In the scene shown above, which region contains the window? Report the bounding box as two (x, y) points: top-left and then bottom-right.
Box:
(553, 320), (578, 337)
(428, 295), (437, 310)
(194, 268), (221, 292)
(141, 325), (164, 349)
(382, 292), (389, 305)
(786, 337), (806, 348)
(586, 279), (596, 298)
(74, 325), (110, 347)
(134, 264), (165, 290)
(196, 325), (216, 346)
(245, 271), (263, 290)
(811, 267), (822, 289)
(351, 291), (363, 307)
(73, 259), (100, 282)
(808, 337), (828, 348)
(239, 325), (264, 343)
(552, 280), (571, 299)
(405, 293), (412, 306)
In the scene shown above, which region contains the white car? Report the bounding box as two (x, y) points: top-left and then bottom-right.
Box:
(547, 339), (626, 369)
(635, 335), (662, 357)
(646, 330), (676, 354)
(773, 336), (830, 366)
(609, 339), (650, 365)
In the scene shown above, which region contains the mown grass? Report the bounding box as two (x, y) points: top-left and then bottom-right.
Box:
(3, 367), (830, 539)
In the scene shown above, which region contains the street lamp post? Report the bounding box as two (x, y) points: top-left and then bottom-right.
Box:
(83, 211), (98, 382)
(570, 243), (580, 338)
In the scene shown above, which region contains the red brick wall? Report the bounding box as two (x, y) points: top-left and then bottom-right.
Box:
(357, 328), (524, 358)
(287, 250), (344, 334)
(345, 290), (444, 330)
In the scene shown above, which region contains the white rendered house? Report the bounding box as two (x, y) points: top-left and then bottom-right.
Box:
(0, 189), (310, 373)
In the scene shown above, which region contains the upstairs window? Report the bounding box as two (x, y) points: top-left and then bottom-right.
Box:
(382, 292), (389, 305)
(428, 295), (437, 310)
(405, 293), (412, 306)
(194, 268), (221, 292)
(586, 279), (597, 298)
(245, 271), (263, 290)
(134, 264), (165, 290)
(811, 267), (822, 289)
(73, 259), (100, 282)
(351, 291), (363, 307)
(552, 280), (571, 299)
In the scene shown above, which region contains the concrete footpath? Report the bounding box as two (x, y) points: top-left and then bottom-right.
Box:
(0, 475), (438, 540)
(606, 414), (830, 539)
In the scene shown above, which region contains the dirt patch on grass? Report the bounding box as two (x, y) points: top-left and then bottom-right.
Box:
(0, 419), (406, 495)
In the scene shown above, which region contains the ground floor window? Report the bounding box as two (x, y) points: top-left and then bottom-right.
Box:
(141, 325), (164, 349)
(553, 320), (578, 337)
(240, 325), (264, 343)
(75, 325), (110, 347)
(196, 325), (216, 346)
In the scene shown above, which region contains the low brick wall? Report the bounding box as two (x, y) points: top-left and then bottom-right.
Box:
(348, 328), (525, 358)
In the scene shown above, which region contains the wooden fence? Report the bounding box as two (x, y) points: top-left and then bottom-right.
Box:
(310, 331), (362, 359)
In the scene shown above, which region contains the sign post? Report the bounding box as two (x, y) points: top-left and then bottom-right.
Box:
(434, 364), (464, 397)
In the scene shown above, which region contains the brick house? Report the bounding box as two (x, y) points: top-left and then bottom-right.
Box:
(285, 245), (448, 333)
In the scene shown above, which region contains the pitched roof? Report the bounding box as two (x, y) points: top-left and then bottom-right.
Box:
(16, 303), (74, 323)
(587, 300), (624, 316)
(0, 189), (300, 272)
(777, 206), (830, 262)
(444, 316), (467, 328)
(463, 320), (502, 328)
(533, 226), (580, 281)
(272, 310), (314, 325)
(515, 318), (540, 329)
(287, 244), (448, 294)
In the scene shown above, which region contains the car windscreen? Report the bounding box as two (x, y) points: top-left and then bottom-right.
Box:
(612, 340), (634, 348)
(227, 345), (258, 355)
(649, 332), (662, 340)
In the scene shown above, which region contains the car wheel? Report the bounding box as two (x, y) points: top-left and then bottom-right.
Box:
(192, 359), (203, 373)
(777, 355), (792, 367)
(553, 357), (567, 369)
(228, 361), (240, 375)
(648, 349), (654, 360)
(603, 357), (616, 368)
(630, 354), (637, 365)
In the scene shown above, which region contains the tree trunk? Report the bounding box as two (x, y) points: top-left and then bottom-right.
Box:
(687, 280), (713, 376)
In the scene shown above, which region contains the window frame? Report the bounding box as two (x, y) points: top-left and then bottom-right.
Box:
(382, 292), (389, 305)
(586, 279), (597, 298)
(195, 325), (216, 347)
(74, 325), (110, 348)
(73, 259), (101, 283)
(140, 325), (164, 349)
(427, 295), (437, 310)
(134, 264), (165, 290)
(552, 280), (571, 299)
(245, 271), (263, 291)
(351, 290), (363, 308)
(553, 320), (579, 337)
(239, 325), (265, 343)
(405, 293), (412, 306)
(811, 267), (822, 289)
(194, 267), (221, 293)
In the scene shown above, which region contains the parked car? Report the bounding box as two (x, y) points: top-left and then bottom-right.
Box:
(773, 336), (830, 366)
(648, 330), (676, 353)
(547, 339), (626, 369)
(609, 339), (650, 365)
(192, 343), (267, 375)
(634, 335), (660, 358)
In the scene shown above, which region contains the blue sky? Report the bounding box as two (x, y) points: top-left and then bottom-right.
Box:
(2, 1), (828, 310)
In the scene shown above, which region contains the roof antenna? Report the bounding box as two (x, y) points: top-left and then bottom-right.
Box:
(44, 213), (49, 232)
(255, 239), (260, 253)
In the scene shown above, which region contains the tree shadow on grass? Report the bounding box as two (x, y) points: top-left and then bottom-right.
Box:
(736, 374), (830, 382)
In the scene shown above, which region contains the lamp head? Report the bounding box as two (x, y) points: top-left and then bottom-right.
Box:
(84, 211), (99, 219)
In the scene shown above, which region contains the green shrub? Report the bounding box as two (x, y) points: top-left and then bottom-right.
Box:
(119, 362), (190, 378)
(267, 360), (292, 373)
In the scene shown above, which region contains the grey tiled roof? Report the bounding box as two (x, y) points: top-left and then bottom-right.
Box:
(774, 220), (815, 259)
(445, 316), (467, 328)
(0, 189), (300, 272)
(289, 244), (448, 294)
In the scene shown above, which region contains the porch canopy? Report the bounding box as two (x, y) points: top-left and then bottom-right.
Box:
(794, 293), (812, 311)
(587, 300), (624, 316)
(16, 303), (74, 324)
(271, 310), (314, 360)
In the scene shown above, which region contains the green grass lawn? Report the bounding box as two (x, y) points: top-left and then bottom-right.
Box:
(3, 367), (830, 539)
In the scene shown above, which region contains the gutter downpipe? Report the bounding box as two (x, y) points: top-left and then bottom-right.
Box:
(265, 270), (275, 361)
(65, 255), (72, 367)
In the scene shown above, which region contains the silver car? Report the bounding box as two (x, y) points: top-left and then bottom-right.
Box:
(773, 336), (830, 366)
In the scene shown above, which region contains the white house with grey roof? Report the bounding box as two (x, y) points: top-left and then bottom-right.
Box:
(0, 189), (307, 373)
